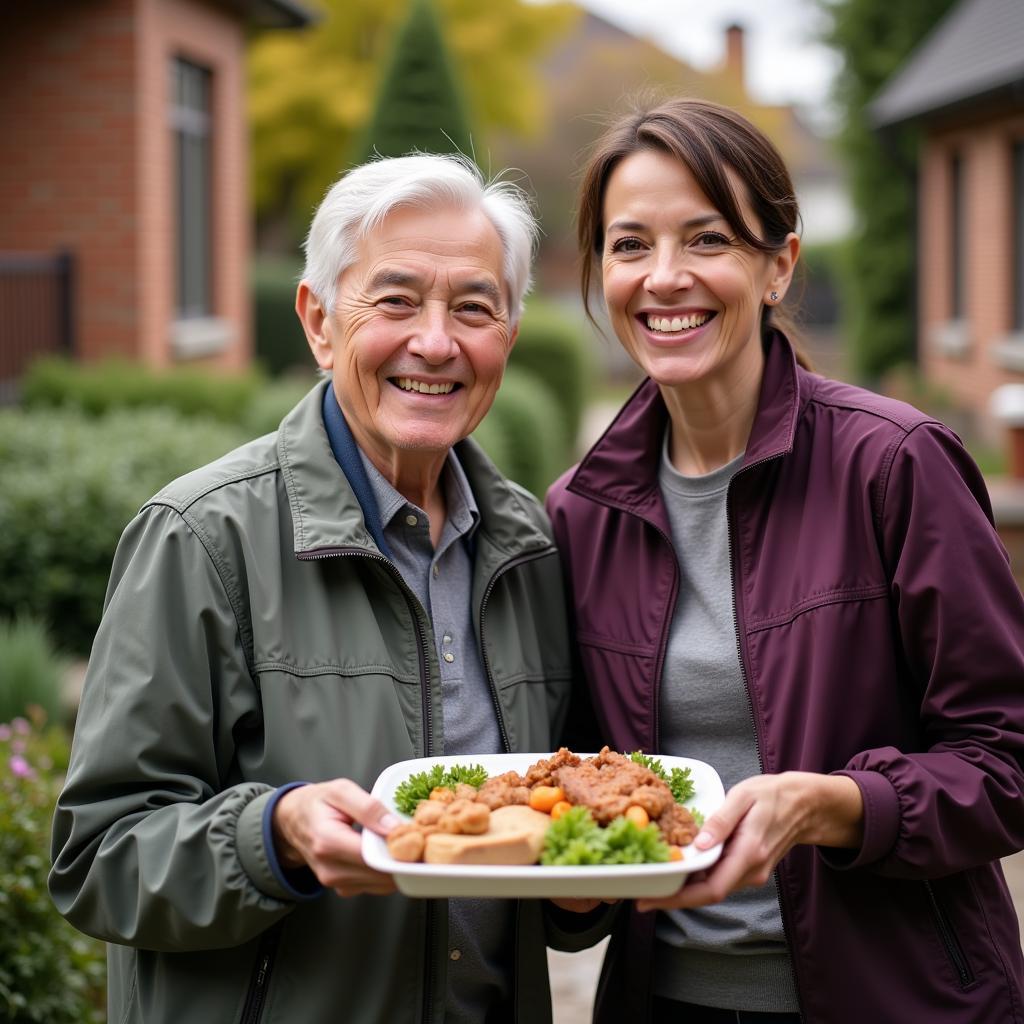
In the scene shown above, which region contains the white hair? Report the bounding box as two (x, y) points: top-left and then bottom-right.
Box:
(302, 153), (538, 324)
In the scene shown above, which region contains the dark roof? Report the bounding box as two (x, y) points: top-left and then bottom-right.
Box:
(870, 0), (1024, 127)
(236, 0), (315, 29)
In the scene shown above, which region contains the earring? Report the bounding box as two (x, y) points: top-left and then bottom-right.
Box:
(770, 291), (779, 302)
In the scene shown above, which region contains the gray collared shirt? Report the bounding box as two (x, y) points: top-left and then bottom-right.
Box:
(358, 447), (503, 757)
(358, 447), (511, 1024)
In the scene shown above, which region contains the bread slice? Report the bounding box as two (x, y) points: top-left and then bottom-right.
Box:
(423, 805), (551, 865)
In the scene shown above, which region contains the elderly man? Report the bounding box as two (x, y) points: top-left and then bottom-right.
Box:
(49, 155), (574, 1024)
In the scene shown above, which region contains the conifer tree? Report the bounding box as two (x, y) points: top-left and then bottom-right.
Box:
(355, 0), (475, 163)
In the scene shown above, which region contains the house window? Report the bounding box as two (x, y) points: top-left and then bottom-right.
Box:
(1014, 140), (1024, 331)
(170, 58), (212, 320)
(950, 152), (965, 321)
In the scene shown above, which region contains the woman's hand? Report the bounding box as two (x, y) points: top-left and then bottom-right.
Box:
(636, 772), (863, 912)
(272, 779), (399, 898)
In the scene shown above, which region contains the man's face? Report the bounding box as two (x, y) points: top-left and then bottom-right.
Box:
(311, 204), (516, 478)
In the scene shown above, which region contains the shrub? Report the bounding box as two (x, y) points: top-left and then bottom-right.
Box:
(0, 408), (246, 655)
(510, 299), (592, 449)
(0, 618), (68, 727)
(251, 259), (310, 377)
(0, 710), (106, 1023)
(241, 373), (319, 437)
(478, 365), (570, 499)
(20, 357), (266, 424)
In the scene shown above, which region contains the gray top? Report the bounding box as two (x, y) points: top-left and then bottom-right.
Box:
(870, 0), (1024, 126)
(653, 435), (798, 1013)
(360, 449), (512, 1024)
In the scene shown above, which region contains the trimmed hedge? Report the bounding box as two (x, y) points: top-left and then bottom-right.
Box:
(0, 408), (246, 655)
(510, 299), (591, 448)
(476, 365), (570, 499)
(251, 259), (310, 376)
(20, 357), (267, 424)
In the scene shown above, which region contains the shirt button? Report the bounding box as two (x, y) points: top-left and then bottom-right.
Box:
(442, 634), (452, 644)
(443, 652), (455, 663)
(450, 949), (461, 961)
(405, 514), (418, 527)
(432, 564), (439, 578)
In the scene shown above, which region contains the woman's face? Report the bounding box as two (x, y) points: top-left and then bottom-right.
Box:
(601, 148), (795, 397)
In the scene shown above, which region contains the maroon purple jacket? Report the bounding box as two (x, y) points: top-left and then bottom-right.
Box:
(546, 331), (1024, 1022)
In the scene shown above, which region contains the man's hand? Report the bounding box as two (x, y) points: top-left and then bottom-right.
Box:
(272, 779), (400, 898)
(636, 772), (863, 912)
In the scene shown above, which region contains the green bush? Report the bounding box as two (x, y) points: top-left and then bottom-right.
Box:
(0, 711), (106, 1022)
(241, 373), (319, 437)
(511, 299), (592, 449)
(20, 357), (267, 424)
(0, 618), (68, 727)
(478, 365), (570, 499)
(0, 408), (246, 655)
(251, 259), (310, 377)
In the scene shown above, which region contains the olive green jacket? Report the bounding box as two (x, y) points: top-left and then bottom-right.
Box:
(49, 383), (574, 1024)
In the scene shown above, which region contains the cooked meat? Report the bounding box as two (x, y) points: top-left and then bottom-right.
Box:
(476, 772), (530, 809)
(657, 801), (699, 847)
(429, 786), (457, 804)
(386, 823), (426, 862)
(522, 747), (581, 788)
(554, 747), (678, 828)
(414, 800), (446, 826)
(628, 783), (673, 819)
(439, 799), (491, 835)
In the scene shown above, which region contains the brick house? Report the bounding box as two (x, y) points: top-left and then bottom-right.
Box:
(871, 0), (1024, 443)
(0, 0), (310, 391)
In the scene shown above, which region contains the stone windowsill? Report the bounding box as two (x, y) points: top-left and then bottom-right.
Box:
(171, 317), (235, 360)
(931, 319), (971, 359)
(992, 332), (1024, 373)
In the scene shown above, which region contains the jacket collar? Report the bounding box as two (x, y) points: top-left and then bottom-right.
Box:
(277, 380), (550, 559)
(568, 329), (804, 517)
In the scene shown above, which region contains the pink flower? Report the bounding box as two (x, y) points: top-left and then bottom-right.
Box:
(0, 724), (10, 742)
(8, 754), (33, 779)
(12, 717), (30, 736)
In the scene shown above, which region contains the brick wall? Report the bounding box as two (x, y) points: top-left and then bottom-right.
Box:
(0, 0), (139, 361)
(0, 0), (250, 370)
(918, 106), (1024, 443)
(137, 0), (250, 370)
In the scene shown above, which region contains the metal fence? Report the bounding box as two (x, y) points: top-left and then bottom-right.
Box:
(0, 250), (75, 402)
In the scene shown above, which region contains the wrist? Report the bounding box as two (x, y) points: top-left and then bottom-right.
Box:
(271, 788), (307, 870)
(799, 772), (864, 849)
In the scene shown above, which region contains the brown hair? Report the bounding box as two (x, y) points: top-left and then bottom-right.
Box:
(577, 98), (811, 368)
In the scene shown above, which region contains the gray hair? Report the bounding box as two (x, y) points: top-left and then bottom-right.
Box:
(302, 154), (538, 324)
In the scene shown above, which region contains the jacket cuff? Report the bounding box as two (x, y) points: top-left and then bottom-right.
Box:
(237, 784), (324, 902)
(818, 770), (900, 871)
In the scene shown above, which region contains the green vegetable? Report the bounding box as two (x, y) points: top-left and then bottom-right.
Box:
(393, 763), (489, 815)
(668, 766), (695, 805)
(629, 750), (667, 779)
(541, 806), (670, 865)
(629, 751), (696, 806)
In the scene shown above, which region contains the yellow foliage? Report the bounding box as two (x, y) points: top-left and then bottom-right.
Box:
(248, 0), (580, 228)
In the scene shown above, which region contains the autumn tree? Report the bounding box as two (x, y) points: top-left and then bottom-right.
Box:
(248, 0), (578, 249)
(355, 0), (473, 163)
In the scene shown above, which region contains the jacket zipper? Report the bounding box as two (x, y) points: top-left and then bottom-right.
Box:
(924, 880), (975, 987)
(297, 545), (435, 1023)
(725, 458), (806, 1022)
(239, 922), (282, 1024)
(478, 547), (557, 754)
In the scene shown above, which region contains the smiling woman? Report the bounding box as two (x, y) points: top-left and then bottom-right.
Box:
(546, 98), (1024, 1024)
